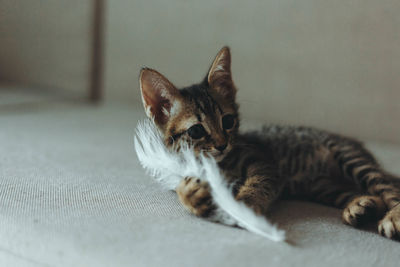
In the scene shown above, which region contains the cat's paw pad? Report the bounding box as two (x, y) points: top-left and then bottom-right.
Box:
(378, 205), (400, 240)
(342, 196), (385, 227)
(176, 177), (214, 217)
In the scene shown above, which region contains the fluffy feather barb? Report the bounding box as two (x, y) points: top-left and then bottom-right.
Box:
(134, 119), (285, 242)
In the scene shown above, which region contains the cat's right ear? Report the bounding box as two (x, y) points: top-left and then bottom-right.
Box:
(207, 46), (235, 100)
(139, 68), (181, 125)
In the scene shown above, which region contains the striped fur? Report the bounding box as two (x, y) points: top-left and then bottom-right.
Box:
(139, 47), (400, 240)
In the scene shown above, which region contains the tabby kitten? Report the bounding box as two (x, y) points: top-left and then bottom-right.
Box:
(139, 47), (400, 240)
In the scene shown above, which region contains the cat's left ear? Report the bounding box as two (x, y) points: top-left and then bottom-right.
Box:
(207, 46), (236, 100)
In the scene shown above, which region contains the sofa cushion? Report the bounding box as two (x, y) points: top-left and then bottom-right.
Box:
(1, 103), (399, 267)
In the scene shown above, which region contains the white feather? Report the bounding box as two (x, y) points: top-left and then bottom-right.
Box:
(134, 119), (285, 242)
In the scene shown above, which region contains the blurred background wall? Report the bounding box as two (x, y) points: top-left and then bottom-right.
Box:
(1, 0), (399, 143)
(105, 0), (400, 143)
(0, 0), (93, 99)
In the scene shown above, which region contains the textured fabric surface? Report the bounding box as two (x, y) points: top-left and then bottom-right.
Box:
(1, 103), (400, 267)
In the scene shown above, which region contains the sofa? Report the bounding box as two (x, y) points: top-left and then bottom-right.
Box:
(1, 1), (400, 266)
(1, 96), (400, 266)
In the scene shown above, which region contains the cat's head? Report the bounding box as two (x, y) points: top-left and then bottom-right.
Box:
(139, 47), (239, 161)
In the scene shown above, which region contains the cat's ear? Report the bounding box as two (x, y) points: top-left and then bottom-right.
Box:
(207, 46), (235, 99)
(139, 68), (181, 125)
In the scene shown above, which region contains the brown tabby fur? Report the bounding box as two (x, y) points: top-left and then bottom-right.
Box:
(139, 47), (400, 240)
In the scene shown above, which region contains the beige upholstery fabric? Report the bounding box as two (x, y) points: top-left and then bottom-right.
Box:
(1, 99), (400, 267)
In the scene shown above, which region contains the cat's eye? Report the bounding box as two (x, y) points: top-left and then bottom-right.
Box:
(187, 124), (207, 139)
(222, 114), (235, 130)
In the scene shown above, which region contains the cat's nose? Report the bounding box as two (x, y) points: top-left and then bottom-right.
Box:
(215, 144), (227, 152)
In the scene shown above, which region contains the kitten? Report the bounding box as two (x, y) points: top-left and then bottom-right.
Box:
(139, 47), (400, 240)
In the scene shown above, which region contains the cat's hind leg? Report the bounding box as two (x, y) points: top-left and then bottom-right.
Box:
(378, 204), (400, 239)
(330, 141), (400, 239)
(304, 177), (386, 226)
(342, 195), (386, 227)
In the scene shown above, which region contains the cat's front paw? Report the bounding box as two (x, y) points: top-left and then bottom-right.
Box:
(378, 205), (400, 240)
(176, 177), (215, 217)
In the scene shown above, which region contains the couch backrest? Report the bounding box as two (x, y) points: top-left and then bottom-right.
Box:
(104, 0), (400, 144)
(0, 0), (95, 99)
